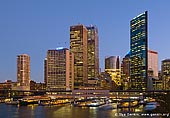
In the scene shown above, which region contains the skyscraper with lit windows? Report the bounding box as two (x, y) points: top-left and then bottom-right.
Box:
(17, 54), (30, 89)
(161, 59), (170, 90)
(121, 52), (130, 90)
(45, 48), (74, 90)
(105, 56), (121, 89)
(70, 24), (88, 89)
(86, 25), (99, 80)
(130, 11), (148, 90)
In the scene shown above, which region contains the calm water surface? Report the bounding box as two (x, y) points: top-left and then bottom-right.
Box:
(0, 103), (169, 118)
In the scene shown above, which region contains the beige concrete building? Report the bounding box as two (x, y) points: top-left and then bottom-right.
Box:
(148, 50), (158, 77)
(17, 54), (30, 90)
(45, 48), (74, 90)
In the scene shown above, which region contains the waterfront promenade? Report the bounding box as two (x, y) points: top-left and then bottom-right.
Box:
(0, 89), (170, 118)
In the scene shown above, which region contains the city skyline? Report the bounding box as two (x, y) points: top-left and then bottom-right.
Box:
(1, 1), (170, 82)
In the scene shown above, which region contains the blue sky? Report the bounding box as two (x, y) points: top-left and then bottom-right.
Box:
(0, 0), (170, 82)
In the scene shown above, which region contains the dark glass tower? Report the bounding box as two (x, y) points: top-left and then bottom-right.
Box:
(130, 11), (148, 90)
(121, 52), (130, 90)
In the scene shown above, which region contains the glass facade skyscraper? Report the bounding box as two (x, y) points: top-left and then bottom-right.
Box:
(130, 11), (148, 90)
(121, 52), (130, 90)
(105, 56), (120, 70)
(86, 25), (99, 80)
(105, 56), (121, 87)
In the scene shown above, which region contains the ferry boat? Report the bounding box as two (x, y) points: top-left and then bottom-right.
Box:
(39, 99), (70, 106)
(18, 98), (39, 106)
(38, 100), (51, 106)
(144, 102), (160, 111)
(4, 98), (19, 105)
(18, 96), (51, 106)
(86, 99), (104, 107)
(117, 99), (139, 108)
(98, 103), (117, 110)
(5, 100), (18, 105)
(98, 98), (117, 110)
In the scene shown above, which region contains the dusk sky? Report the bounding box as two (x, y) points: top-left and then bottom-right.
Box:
(0, 0), (170, 82)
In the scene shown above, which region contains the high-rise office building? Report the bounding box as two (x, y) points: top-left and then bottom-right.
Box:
(17, 54), (30, 89)
(44, 58), (47, 86)
(121, 52), (130, 90)
(148, 50), (158, 77)
(130, 11), (148, 90)
(86, 25), (99, 80)
(45, 48), (74, 90)
(105, 56), (120, 70)
(161, 59), (170, 90)
(105, 56), (121, 89)
(70, 24), (88, 88)
(121, 52), (130, 79)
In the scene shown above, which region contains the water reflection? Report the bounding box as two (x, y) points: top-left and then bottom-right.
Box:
(0, 104), (169, 118)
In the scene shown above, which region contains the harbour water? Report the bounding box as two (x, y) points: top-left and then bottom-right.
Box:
(0, 103), (169, 118)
